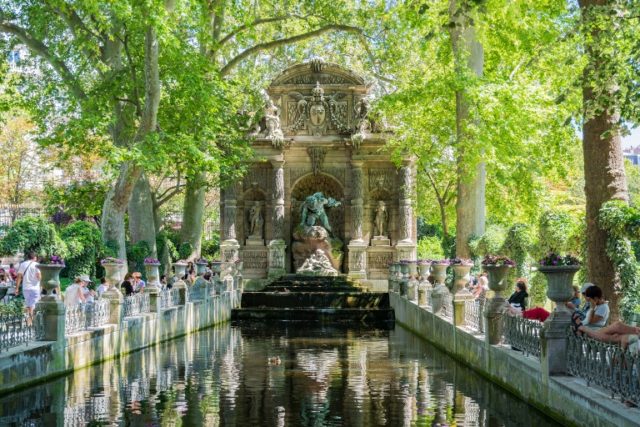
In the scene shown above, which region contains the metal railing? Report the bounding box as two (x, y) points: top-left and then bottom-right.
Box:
(123, 293), (151, 317)
(464, 299), (484, 334)
(567, 330), (639, 406)
(503, 315), (542, 359)
(85, 300), (110, 328)
(159, 288), (181, 309)
(65, 304), (87, 335)
(0, 311), (43, 351)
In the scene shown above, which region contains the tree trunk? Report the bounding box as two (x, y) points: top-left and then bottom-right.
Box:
(450, 0), (486, 258)
(101, 162), (143, 260)
(128, 173), (158, 257)
(179, 172), (207, 260)
(579, 0), (629, 320)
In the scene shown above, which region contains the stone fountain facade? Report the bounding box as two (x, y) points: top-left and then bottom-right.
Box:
(219, 60), (416, 289)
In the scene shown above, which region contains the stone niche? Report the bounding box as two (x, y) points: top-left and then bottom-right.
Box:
(220, 59), (416, 289)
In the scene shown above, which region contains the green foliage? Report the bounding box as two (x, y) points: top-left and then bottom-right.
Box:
(417, 236), (445, 260)
(536, 211), (576, 255)
(501, 224), (532, 278)
(0, 216), (67, 258)
(599, 201), (640, 318)
(44, 181), (109, 224)
(59, 221), (104, 279)
(0, 298), (24, 316)
(468, 225), (506, 258)
(178, 242), (193, 261)
(201, 232), (220, 260)
(127, 241), (151, 274)
(529, 272), (548, 307)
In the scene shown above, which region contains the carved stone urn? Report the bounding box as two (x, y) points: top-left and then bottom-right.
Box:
(482, 264), (513, 345)
(38, 264), (65, 301)
(210, 261), (223, 277)
(173, 262), (187, 279)
(417, 261), (431, 280)
(196, 261), (208, 275)
(451, 264), (473, 294)
(102, 262), (125, 297)
(538, 265), (580, 315)
(483, 265), (512, 296)
(144, 262), (161, 289)
(430, 263), (450, 314)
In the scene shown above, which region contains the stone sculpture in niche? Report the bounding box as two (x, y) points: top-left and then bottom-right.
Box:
(374, 201), (388, 237)
(300, 192), (341, 235)
(372, 201), (391, 247)
(246, 201), (264, 246)
(351, 97), (371, 150)
(297, 249), (339, 276)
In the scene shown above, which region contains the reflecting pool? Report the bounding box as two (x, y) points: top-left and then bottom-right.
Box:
(0, 323), (560, 426)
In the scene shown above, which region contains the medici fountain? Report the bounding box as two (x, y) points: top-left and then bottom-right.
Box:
(220, 59), (417, 293)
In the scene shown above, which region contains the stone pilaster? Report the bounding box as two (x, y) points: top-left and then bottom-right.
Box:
(221, 183), (240, 264)
(396, 158), (416, 260)
(268, 158), (287, 277)
(348, 161), (367, 279)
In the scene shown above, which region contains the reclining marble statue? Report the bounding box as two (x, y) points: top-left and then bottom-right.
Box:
(297, 249), (339, 276)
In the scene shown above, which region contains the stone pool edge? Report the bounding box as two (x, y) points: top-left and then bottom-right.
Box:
(0, 290), (241, 397)
(390, 293), (640, 427)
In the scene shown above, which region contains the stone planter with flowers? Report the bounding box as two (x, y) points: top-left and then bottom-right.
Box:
(482, 255), (516, 345)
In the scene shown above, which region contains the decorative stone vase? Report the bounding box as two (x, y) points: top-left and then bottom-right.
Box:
(210, 261), (223, 276)
(538, 265), (580, 314)
(407, 261), (418, 278)
(483, 265), (513, 296)
(451, 264), (473, 294)
(102, 262), (125, 297)
(196, 261), (208, 275)
(173, 262), (187, 279)
(144, 263), (161, 287)
(418, 262), (431, 280)
(37, 264), (64, 300)
(431, 263), (448, 287)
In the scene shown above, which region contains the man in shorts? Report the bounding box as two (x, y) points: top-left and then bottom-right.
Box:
(15, 251), (41, 324)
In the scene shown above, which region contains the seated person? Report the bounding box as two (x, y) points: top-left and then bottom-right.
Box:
(508, 279), (529, 310)
(64, 277), (87, 307)
(566, 286), (581, 310)
(571, 282), (595, 319)
(578, 321), (640, 354)
(97, 277), (109, 296)
(578, 285), (609, 330)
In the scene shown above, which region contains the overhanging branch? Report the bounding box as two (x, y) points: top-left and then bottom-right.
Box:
(220, 24), (366, 76)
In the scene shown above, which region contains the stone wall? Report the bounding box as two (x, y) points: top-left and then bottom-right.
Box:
(390, 293), (640, 427)
(0, 290), (240, 395)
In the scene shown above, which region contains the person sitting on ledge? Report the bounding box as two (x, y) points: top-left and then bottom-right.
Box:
(578, 321), (640, 354)
(508, 279), (529, 311)
(573, 285), (609, 330)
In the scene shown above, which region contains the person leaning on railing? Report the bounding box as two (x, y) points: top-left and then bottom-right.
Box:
(508, 279), (529, 311)
(575, 285), (609, 330)
(64, 276), (87, 308)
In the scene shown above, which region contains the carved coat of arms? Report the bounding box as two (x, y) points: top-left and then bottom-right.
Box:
(288, 82), (349, 136)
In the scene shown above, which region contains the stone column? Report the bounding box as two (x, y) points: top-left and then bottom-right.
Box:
(396, 158), (416, 260)
(348, 161), (367, 280)
(268, 158), (287, 278)
(220, 183), (240, 267)
(35, 300), (65, 341)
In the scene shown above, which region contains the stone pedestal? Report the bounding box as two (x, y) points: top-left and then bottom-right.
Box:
(245, 236), (265, 246)
(395, 241), (416, 263)
(483, 265), (512, 345)
(146, 286), (161, 312)
(347, 241), (368, 280)
(220, 239), (240, 263)
(541, 310), (571, 375)
(371, 236), (390, 246)
(35, 299), (65, 341)
(268, 239), (286, 278)
(102, 289), (123, 325)
(172, 280), (188, 305)
(453, 290), (475, 327)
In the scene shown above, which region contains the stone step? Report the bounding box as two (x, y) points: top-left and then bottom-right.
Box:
(240, 292), (389, 309)
(231, 307), (395, 326)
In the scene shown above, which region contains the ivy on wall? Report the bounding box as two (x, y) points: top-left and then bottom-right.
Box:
(599, 201), (640, 319)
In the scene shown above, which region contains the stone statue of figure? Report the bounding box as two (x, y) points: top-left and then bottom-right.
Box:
(248, 201), (263, 238)
(300, 192), (341, 233)
(374, 201), (388, 237)
(298, 249), (338, 276)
